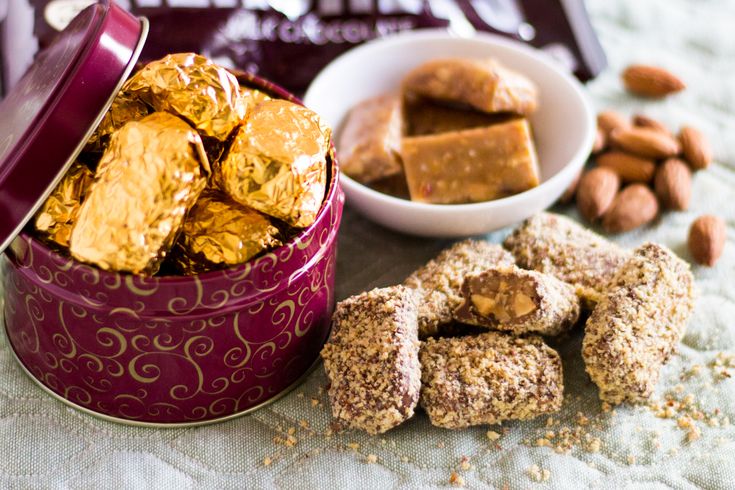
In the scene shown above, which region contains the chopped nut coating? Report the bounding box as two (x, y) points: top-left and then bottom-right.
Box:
(582, 243), (695, 404)
(420, 332), (564, 429)
(503, 213), (629, 307)
(455, 266), (580, 336)
(404, 240), (515, 338)
(321, 286), (421, 435)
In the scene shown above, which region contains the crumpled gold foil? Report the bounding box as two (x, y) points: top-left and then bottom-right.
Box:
(70, 112), (209, 274)
(172, 188), (282, 275)
(217, 99), (331, 228)
(34, 161), (94, 248)
(241, 86), (271, 107)
(122, 53), (246, 141)
(86, 93), (151, 152)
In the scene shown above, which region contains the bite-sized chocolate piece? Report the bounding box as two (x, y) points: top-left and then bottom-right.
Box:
(401, 119), (539, 204)
(455, 266), (580, 336)
(321, 286), (421, 435)
(338, 94), (403, 184)
(217, 99), (331, 228)
(403, 95), (515, 136)
(70, 112), (209, 274)
(34, 161), (94, 249)
(582, 243), (695, 405)
(171, 189), (282, 275)
(402, 58), (538, 115)
(420, 332), (564, 429)
(404, 240), (515, 338)
(122, 53), (246, 141)
(503, 213), (630, 307)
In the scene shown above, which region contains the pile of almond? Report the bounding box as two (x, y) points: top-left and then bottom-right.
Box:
(563, 64), (726, 267)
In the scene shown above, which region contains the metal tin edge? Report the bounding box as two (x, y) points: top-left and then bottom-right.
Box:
(3, 314), (323, 428)
(0, 17), (150, 255)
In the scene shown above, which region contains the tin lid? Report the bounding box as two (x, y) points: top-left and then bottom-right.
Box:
(0, 1), (148, 253)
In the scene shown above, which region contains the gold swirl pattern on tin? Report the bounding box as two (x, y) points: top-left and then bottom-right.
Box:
(2, 172), (341, 422)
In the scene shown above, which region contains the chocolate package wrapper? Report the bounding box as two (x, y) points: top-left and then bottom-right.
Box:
(34, 161), (94, 248)
(172, 189), (282, 275)
(122, 53), (246, 141)
(217, 99), (331, 228)
(70, 112), (209, 275)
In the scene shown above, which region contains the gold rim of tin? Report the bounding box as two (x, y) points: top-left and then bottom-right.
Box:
(3, 317), (322, 428)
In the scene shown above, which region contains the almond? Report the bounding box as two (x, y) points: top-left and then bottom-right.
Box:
(577, 167), (620, 222)
(622, 65), (686, 98)
(632, 114), (672, 137)
(679, 126), (712, 170)
(688, 215), (726, 266)
(602, 184), (659, 233)
(592, 128), (606, 154)
(596, 151), (656, 183)
(597, 110), (629, 137)
(610, 127), (680, 159)
(654, 158), (692, 210)
(559, 169), (582, 204)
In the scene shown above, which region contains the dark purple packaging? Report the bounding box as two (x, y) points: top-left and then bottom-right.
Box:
(2, 0), (605, 96)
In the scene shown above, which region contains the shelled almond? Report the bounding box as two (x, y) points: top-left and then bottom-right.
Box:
(654, 158), (691, 210)
(602, 184), (659, 233)
(679, 126), (712, 170)
(557, 64), (724, 266)
(688, 215), (726, 266)
(576, 167), (620, 221)
(596, 151), (656, 183)
(622, 65), (686, 98)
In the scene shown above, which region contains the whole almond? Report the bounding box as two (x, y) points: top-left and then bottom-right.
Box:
(592, 128), (606, 154)
(632, 114), (672, 137)
(559, 170), (582, 203)
(688, 215), (726, 266)
(596, 151), (656, 183)
(597, 110), (629, 137)
(603, 184), (659, 233)
(654, 158), (692, 210)
(610, 127), (680, 159)
(679, 126), (712, 170)
(576, 167), (620, 222)
(622, 65), (686, 98)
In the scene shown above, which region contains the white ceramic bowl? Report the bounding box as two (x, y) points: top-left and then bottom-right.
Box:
(304, 29), (595, 237)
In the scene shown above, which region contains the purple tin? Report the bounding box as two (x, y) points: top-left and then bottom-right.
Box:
(0, 2), (344, 426)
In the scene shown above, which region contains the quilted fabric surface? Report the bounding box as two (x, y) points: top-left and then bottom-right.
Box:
(1, 0), (734, 488)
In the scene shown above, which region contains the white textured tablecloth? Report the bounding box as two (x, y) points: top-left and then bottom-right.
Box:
(2, 1), (735, 488)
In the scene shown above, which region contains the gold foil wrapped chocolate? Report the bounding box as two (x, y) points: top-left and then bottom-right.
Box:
(217, 99), (331, 228)
(34, 161), (94, 248)
(70, 112), (209, 274)
(241, 86), (271, 107)
(172, 189), (282, 274)
(86, 93), (150, 151)
(122, 53), (246, 141)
